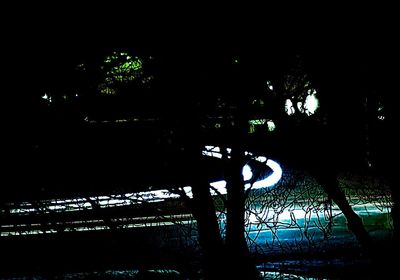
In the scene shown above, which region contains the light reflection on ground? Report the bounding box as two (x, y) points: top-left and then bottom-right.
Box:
(1, 146), (282, 236)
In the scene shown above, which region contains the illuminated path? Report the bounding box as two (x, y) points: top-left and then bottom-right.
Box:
(1, 147), (390, 245)
(1, 146), (391, 280)
(1, 146), (283, 236)
(4, 146), (282, 217)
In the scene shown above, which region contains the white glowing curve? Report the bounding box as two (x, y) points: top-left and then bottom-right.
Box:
(77, 146), (282, 203)
(208, 159), (282, 196)
(253, 159), (282, 189)
(110, 145), (282, 200)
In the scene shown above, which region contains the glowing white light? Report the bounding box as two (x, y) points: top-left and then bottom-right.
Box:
(242, 164), (252, 181)
(255, 156), (267, 163)
(285, 99), (295, 115)
(203, 147), (282, 192)
(202, 151), (222, 158)
(201, 146), (281, 190)
(297, 101), (304, 113)
(182, 186), (193, 198)
(212, 146), (220, 153)
(251, 160), (282, 189)
(48, 205), (67, 211)
(98, 199), (127, 206)
(93, 196), (110, 200)
(41, 93), (52, 103)
(210, 180), (227, 195)
(266, 81), (274, 91)
(136, 189), (180, 201)
(304, 92), (319, 115)
(10, 208), (36, 214)
(204, 146), (219, 152)
(266, 120), (276, 131)
(202, 146), (222, 158)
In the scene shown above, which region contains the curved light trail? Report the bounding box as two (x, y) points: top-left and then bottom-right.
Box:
(204, 146), (283, 196)
(2, 147), (390, 240)
(2, 146), (283, 235)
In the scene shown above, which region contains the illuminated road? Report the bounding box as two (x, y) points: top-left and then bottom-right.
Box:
(1, 146), (391, 251)
(0, 146), (392, 280)
(1, 146), (283, 235)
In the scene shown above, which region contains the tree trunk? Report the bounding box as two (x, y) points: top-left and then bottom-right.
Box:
(225, 146), (260, 279)
(183, 124), (226, 278)
(190, 177), (225, 279)
(223, 91), (260, 279)
(316, 171), (373, 251)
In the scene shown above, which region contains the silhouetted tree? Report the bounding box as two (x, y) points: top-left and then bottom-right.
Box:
(265, 54), (373, 251)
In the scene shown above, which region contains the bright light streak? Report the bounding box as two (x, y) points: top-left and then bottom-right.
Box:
(204, 146), (220, 152)
(202, 146), (222, 158)
(203, 147), (282, 192)
(254, 156), (267, 163)
(135, 189), (180, 201)
(210, 180), (227, 195)
(202, 151), (222, 158)
(252, 160), (282, 189)
(181, 186), (193, 198)
(9, 208), (36, 214)
(7, 147), (282, 222)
